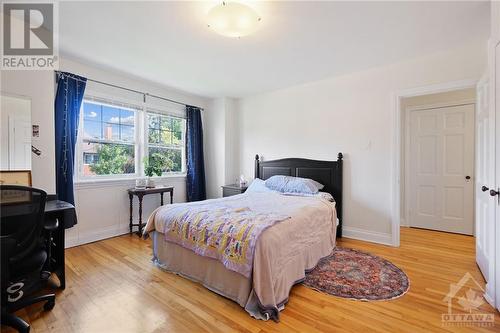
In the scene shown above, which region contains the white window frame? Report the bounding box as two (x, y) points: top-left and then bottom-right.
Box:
(75, 92), (187, 183)
(145, 109), (187, 175)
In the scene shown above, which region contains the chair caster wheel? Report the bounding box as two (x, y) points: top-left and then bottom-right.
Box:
(43, 300), (55, 311)
(40, 271), (51, 281)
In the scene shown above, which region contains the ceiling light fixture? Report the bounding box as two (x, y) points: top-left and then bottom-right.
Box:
(207, 1), (261, 38)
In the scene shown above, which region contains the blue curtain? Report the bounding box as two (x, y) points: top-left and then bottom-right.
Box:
(54, 72), (87, 205)
(186, 106), (206, 202)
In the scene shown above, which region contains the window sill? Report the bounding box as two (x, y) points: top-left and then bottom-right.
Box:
(74, 174), (186, 190)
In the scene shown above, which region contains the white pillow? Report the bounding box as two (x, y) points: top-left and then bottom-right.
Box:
(246, 178), (274, 193)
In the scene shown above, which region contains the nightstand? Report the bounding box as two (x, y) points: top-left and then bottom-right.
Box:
(221, 184), (248, 197)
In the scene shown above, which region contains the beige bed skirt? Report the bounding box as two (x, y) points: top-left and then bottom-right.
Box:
(152, 231), (253, 308)
(151, 228), (335, 320)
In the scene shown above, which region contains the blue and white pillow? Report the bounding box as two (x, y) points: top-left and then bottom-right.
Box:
(264, 175), (324, 195)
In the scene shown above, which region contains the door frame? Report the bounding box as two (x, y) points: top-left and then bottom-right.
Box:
(391, 79), (478, 247)
(8, 114), (32, 170)
(493, 39), (500, 311)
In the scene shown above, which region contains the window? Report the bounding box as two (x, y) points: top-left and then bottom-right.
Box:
(147, 112), (186, 173)
(83, 153), (98, 165)
(80, 101), (136, 177)
(76, 97), (187, 180)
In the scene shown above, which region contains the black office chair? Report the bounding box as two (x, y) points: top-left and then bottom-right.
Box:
(1, 185), (55, 333)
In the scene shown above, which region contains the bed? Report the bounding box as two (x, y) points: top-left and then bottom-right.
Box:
(144, 153), (343, 321)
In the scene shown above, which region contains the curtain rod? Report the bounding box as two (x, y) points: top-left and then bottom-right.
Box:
(55, 70), (204, 111)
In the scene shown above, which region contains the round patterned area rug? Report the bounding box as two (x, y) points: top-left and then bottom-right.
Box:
(303, 247), (409, 301)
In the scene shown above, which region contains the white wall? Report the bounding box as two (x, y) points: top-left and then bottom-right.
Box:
(204, 97), (239, 198)
(72, 177), (187, 247)
(1, 56), (211, 247)
(224, 98), (239, 185)
(205, 98), (226, 198)
(236, 42), (486, 243)
(1, 70), (55, 192)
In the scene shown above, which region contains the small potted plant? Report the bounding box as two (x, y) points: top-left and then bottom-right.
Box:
(144, 153), (167, 188)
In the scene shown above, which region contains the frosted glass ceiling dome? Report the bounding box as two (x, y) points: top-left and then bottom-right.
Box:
(207, 1), (261, 38)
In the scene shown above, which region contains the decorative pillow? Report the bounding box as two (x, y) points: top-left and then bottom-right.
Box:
(246, 178), (273, 193)
(265, 175), (324, 195)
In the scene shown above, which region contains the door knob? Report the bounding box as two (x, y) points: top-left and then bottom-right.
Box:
(490, 189), (499, 197)
(465, 176), (471, 180)
(482, 186), (490, 192)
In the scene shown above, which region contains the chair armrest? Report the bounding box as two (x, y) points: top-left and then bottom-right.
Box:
(44, 218), (59, 231)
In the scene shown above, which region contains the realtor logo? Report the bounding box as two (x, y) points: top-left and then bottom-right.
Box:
(1, 2), (58, 69)
(442, 272), (495, 327)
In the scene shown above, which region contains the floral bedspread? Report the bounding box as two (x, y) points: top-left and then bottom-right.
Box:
(160, 204), (289, 278)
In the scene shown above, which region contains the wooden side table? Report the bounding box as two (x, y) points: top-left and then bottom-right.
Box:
(128, 186), (174, 235)
(221, 184), (248, 197)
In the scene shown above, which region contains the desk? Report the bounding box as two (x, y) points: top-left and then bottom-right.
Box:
(44, 200), (76, 290)
(128, 186), (174, 236)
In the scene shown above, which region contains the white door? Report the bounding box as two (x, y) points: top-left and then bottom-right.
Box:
(409, 104), (475, 234)
(8, 115), (31, 170)
(475, 75), (496, 302)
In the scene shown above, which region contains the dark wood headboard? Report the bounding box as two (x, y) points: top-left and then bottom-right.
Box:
(254, 153), (343, 237)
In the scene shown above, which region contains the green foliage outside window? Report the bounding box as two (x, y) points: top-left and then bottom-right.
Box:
(89, 144), (135, 175)
(144, 153), (173, 177)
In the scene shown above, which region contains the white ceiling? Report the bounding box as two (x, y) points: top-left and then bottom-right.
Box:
(59, 1), (490, 98)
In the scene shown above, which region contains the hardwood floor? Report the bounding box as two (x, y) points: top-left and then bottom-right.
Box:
(2, 227), (499, 332)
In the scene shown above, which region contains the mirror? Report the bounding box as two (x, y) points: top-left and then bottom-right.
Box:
(1, 93), (32, 170)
